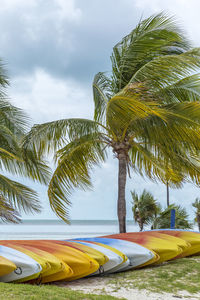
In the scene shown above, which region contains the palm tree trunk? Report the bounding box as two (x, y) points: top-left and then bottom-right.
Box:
(197, 214), (200, 232)
(166, 182), (169, 207)
(117, 153), (127, 233)
(139, 220), (143, 231)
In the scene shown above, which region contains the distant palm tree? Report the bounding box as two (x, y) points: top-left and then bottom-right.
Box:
(0, 61), (51, 223)
(23, 12), (200, 233)
(192, 198), (200, 231)
(131, 190), (161, 231)
(152, 204), (193, 229)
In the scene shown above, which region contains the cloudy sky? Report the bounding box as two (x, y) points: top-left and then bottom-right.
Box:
(2, 0), (200, 221)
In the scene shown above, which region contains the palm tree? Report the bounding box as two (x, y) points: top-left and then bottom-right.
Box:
(192, 198), (200, 231)
(23, 13), (200, 232)
(131, 190), (161, 231)
(0, 61), (51, 223)
(152, 204), (193, 229)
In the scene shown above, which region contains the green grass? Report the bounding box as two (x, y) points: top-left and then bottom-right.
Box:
(0, 282), (121, 300)
(107, 256), (200, 294)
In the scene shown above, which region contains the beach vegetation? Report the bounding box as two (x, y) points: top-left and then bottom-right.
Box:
(131, 189), (161, 231)
(0, 283), (120, 300)
(23, 12), (200, 233)
(108, 256), (200, 295)
(152, 204), (193, 229)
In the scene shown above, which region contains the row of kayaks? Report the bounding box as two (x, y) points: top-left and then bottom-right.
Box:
(0, 229), (200, 283)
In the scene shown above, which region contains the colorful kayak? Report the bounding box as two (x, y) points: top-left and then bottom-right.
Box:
(0, 243), (50, 282)
(0, 245), (41, 282)
(104, 233), (182, 263)
(140, 231), (191, 258)
(0, 256), (16, 276)
(154, 230), (200, 257)
(13, 240), (99, 281)
(86, 241), (131, 273)
(2, 240), (69, 283)
(52, 240), (108, 271)
(72, 237), (155, 269)
(72, 240), (124, 274)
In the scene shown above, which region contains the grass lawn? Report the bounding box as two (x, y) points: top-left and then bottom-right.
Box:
(0, 282), (121, 300)
(108, 256), (200, 294)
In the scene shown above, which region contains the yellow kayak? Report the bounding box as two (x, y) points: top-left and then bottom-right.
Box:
(2, 240), (73, 282)
(3, 240), (69, 283)
(105, 233), (183, 263)
(142, 231), (191, 258)
(54, 240), (108, 269)
(0, 256), (16, 276)
(18, 240), (99, 281)
(156, 230), (200, 257)
(42, 261), (73, 283)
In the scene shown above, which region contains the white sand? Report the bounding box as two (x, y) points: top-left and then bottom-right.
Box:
(57, 276), (200, 300)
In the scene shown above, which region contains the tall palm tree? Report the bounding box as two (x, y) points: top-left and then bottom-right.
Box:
(0, 61), (51, 223)
(192, 198), (200, 231)
(23, 13), (200, 232)
(152, 204), (193, 229)
(131, 190), (161, 231)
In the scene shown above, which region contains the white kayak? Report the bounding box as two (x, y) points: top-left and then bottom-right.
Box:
(72, 237), (154, 270)
(0, 245), (42, 282)
(72, 240), (124, 274)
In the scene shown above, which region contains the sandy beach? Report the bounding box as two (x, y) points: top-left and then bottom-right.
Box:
(56, 276), (200, 300)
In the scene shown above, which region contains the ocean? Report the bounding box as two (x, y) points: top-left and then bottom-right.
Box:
(0, 219), (139, 240)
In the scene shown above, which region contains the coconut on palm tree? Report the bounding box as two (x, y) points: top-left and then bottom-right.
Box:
(192, 198), (200, 231)
(131, 190), (161, 231)
(0, 62), (51, 223)
(23, 12), (200, 232)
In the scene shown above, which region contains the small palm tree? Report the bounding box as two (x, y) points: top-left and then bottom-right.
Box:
(152, 204), (193, 229)
(23, 13), (200, 232)
(192, 198), (200, 231)
(131, 190), (161, 231)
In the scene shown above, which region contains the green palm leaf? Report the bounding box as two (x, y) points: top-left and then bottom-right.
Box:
(0, 174), (41, 213)
(48, 133), (107, 221)
(93, 72), (113, 123)
(0, 194), (21, 223)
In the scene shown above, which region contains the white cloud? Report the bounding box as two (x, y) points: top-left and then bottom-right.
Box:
(9, 69), (93, 124)
(134, 0), (200, 45)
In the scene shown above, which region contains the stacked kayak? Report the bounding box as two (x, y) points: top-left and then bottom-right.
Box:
(103, 232), (185, 263)
(0, 229), (199, 283)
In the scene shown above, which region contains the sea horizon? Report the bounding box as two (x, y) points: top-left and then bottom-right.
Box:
(0, 219), (140, 240)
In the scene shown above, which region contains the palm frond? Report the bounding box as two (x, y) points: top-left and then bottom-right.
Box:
(48, 133), (107, 222)
(0, 99), (30, 135)
(0, 174), (41, 213)
(157, 74), (200, 103)
(111, 12), (190, 92)
(131, 48), (200, 90)
(106, 88), (169, 138)
(0, 194), (21, 223)
(23, 118), (102, 158)
(93, 72), (113, 123)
